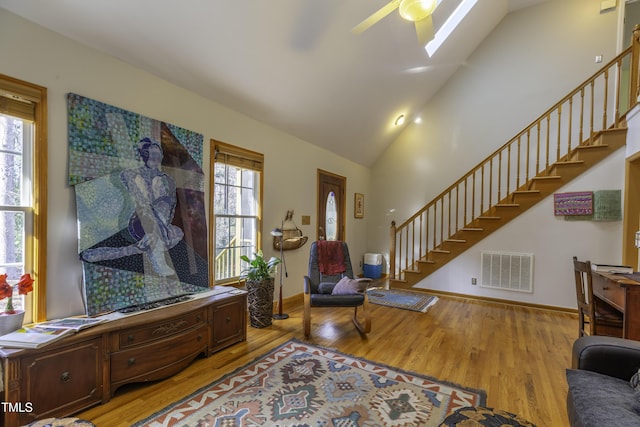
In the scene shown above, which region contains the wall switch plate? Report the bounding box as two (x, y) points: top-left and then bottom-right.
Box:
(301, 215), (311, 225)
(471, 277), (477, 285)
(595, 55), (603, 63)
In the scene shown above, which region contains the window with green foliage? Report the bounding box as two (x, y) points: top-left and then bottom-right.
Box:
(0, 74), (47, 322)
(210, 140), (263, 284)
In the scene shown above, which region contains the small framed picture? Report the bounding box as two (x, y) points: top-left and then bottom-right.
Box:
(354, 193), (364, 218)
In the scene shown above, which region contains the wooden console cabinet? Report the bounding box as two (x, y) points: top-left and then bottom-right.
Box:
(0, 289), (246, 427)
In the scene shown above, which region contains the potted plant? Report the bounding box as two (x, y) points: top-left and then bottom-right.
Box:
(240, 250), (280, 328)
(0, 273), (34, 335)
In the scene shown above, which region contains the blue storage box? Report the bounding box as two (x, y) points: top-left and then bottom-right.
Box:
(363, 264), (382, 279)
(363, 253), (382, 279)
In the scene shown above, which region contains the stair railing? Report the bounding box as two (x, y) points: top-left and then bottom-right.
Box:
(390, 26), (640, 282)
(214, 236), (238, 281)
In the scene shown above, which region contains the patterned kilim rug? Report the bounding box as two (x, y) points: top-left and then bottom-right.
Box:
(133, 339), (485, 427)
(367, 288), (439, 312)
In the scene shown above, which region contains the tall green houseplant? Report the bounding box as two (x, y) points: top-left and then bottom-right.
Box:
(240, 250), (280, 282)
(240, 250), (281, 328)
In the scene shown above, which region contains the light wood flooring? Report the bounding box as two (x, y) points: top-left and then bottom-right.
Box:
(77, 294), (577, 426)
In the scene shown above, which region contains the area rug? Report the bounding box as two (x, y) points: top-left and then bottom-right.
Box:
(133, 339), (485, 427)
(367, 288), (439, 312)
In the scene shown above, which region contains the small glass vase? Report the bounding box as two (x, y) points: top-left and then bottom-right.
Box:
(0, 310), (25, 336)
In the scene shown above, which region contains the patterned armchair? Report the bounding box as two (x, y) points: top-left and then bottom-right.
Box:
(303, 241), (371, 337)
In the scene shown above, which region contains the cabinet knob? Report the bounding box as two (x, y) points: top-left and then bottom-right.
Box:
(61, 371), (71, 382)
(197, 335), (203, 341)
(127, 335), (135, 342)
(226, 316), (231, 323)
(128, 358), (136, 366)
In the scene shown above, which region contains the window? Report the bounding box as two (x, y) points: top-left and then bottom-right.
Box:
(210, 140), (263, 284)
(0, 74), (47, 323)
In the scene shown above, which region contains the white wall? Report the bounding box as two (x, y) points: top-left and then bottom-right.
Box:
(0, 9), (371, 319)
(368, 0), (623, 308)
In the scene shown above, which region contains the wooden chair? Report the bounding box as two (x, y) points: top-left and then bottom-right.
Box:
(303, 241), (371, 337)
(573, 256), (623, 338)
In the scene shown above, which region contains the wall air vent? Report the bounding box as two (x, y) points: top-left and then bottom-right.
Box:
(480, 251), (534, 293)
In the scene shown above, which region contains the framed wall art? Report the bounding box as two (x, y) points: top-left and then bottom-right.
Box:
(355, 193), (364, 218)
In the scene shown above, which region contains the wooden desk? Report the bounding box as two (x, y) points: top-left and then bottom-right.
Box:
(592, 271), (640, 340)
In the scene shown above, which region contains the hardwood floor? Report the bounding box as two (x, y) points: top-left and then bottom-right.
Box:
(77, 294), (577, 426)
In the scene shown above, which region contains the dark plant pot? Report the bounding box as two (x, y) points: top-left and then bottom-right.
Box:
(245, 278), (274, 328)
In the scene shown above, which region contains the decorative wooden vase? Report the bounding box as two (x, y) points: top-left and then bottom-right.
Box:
(245, 279), (274, 328)
(0, 310), (25, 335)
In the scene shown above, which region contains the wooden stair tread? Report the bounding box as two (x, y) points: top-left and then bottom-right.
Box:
(555, 160), (584, 165)
(495, 203), (520, 207)
(478, 216), (501, 220)
(417, 259), (436, 264)
(513, 190), (540, 195)
(432, 249), (451, 254)
(531, 175), (561, 180)
(462, 227), (484, 231)
(445, 239), (467, 243)
(576, 143), (610, 150)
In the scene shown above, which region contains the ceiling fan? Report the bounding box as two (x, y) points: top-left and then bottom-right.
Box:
(351, 0), (438, 46)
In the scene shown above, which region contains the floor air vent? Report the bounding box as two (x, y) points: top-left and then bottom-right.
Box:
(480, 251), (533, 293)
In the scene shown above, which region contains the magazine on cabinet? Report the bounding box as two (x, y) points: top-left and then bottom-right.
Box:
(0, 326), (74, 349)
(37, 317), (107, 331)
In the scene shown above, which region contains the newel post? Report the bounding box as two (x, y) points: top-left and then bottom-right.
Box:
(389, 221), (396, 280)
(630, 25), (640, 105)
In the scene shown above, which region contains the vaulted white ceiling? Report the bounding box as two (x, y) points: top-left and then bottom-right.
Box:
(0, 0), (546, 166)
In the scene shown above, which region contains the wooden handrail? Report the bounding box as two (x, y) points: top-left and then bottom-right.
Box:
(390, 27), (640, 281)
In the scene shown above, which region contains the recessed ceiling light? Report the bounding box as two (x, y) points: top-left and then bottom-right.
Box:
(414, 116), (423, 124)
(395, 114), (406, 126)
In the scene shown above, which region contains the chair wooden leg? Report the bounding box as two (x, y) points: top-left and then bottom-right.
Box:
(303, 293), (311, 337)
(352, 298), (371, 334)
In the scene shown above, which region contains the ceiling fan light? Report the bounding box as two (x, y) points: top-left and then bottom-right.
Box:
(399, 0), (437, 22)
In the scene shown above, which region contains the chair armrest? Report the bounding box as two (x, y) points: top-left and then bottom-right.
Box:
(304, 276), (311, 295)
(572, 335), (640, 381)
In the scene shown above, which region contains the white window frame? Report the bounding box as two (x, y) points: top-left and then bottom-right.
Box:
(0, 117), (34, 314)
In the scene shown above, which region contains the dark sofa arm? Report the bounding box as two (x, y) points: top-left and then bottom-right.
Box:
(572, 335), (640, 381)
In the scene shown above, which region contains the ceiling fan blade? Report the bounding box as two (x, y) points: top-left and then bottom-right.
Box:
(415, 15), (435, 46)
(351, 0), (400, 34)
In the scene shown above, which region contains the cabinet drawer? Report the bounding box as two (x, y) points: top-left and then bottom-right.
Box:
(111, 324), (208, 384)
(20, 337), (103, 423)
(593, 275), (625, 311)
(117, 309), (206, 349)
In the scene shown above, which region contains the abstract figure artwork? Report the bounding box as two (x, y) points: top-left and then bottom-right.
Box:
(67, 93), (209, 315)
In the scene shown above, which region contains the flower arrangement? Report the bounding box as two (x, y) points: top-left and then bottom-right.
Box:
(0, 273), (34, 315)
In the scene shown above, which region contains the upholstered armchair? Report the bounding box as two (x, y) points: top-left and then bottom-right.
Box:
(303, 241), (371, 337)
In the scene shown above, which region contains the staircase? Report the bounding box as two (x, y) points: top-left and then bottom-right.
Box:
(389, 34), (640, 289)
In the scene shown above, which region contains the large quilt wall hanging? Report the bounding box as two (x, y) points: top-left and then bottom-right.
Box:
(67, 93), (209, 315)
